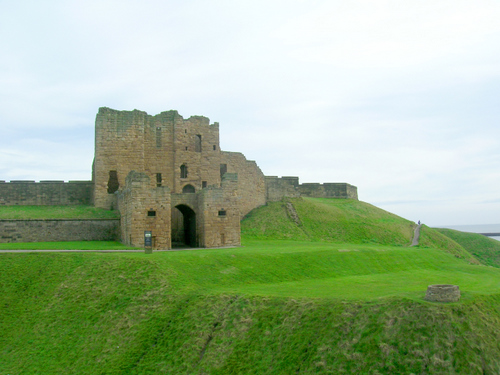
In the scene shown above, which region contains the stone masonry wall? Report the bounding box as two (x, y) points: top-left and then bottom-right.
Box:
(118, 170), (240, 249)
(94, 107), (222, 209)
(199, 173), (241, 247)
(0, 219), (119, 243)
(117, 171), (171, 250)
(265, 176), (301, 202)
(266, 176), (358, 201)
(220, 151), (266, 218)
(94, 108), (267, 219)
(299, 183), (358, 199)
(0, 181), (93, 206)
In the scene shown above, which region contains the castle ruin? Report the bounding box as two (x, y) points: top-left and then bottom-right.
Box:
(0, 107), (358, 249)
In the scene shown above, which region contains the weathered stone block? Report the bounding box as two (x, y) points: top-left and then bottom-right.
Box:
(425, 284), (460, 302)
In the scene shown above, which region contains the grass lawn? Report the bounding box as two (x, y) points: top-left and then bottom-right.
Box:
(4, 198), (500, 373)
(115, 239), (500, 301)
(3, 239), (500, 373)
(0, 205), (120, 219)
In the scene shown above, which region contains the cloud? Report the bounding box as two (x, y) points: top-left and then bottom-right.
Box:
(1, 0), (499, 225)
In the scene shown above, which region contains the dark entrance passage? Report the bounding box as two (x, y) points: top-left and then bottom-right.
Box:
(171, 204), (197, 248)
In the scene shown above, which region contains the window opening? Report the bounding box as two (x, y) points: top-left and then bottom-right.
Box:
(148, 210), (157, 217)
(213, 145), (216, 151)
(202, 181), (207, 188)
(180, 164), (188, 178)
(195, 135), (202, 152)
(182, 184), (195, 193)
(220, 164), (227, 180)
(156, 173), (162, 187)
(156, 127), (162, 148)
(218, 210), (227, 217)
(107, 170), (119, 194)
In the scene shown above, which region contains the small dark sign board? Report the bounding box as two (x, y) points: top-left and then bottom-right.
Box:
(144, 231), (152, 248)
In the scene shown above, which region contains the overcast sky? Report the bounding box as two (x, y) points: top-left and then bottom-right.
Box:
(1, 0), (499, 226)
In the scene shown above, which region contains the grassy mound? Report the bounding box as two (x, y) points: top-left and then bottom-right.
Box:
(2, 244), (500, 374)
(436, 228), (500, 268)
(0, 205), (120, 220)
(242, 198), (475, 262)
(3, 198), (500, 373)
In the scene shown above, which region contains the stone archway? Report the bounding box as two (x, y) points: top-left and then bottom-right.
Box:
(171, 204), (197, 248)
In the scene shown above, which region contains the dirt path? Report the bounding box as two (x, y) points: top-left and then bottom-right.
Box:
(411, 224), (422, 246)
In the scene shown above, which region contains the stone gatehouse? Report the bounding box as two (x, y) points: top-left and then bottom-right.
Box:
(1, 107), (358, 249)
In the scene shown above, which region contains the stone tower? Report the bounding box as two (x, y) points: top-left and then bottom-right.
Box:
(93, 107), (266, 249)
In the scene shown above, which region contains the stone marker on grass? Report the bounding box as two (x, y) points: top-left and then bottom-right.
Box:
(424, 284), (460, 302)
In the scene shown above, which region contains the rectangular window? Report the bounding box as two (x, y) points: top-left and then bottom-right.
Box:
(218, 210), (226, 217)
(156, 127), (162, 148)
(156, 173), (162, 187)
(195, 135), (202, 152)
(107, 170), (119, 194)
(147, 210), (156, 217)
(202, 181), (207, 188)
(180, 164), (188, 178)
(220, 164), (227, 180)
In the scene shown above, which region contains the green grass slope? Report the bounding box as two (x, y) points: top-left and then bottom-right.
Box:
(0, 205), (120, 219)
(436, 228), (500, 268)
(3, 242), (500, 374)
(3, 198), (500, 373)
(242, 198), (476, 262)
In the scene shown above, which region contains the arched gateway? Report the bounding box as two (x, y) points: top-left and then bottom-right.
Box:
(172, 204), (197, 248)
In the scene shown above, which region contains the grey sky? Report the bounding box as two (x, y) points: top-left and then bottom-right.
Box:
(1, 0), (499, 226)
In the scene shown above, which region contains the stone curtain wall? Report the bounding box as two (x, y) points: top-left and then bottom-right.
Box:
(220, 152), (267, 218)
(0, 181), (93, 206)
(265, 176), (359, 201)
(266, 176), (301, 202)
(0, 219), (119, 243)
(299, 183), (358, 199)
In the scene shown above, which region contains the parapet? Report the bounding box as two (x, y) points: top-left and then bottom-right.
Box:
(265, 176), (300, 202)
(299, 182), (358, 200)
(0, 180), (93, 206)
(265, 176), (358, 202)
